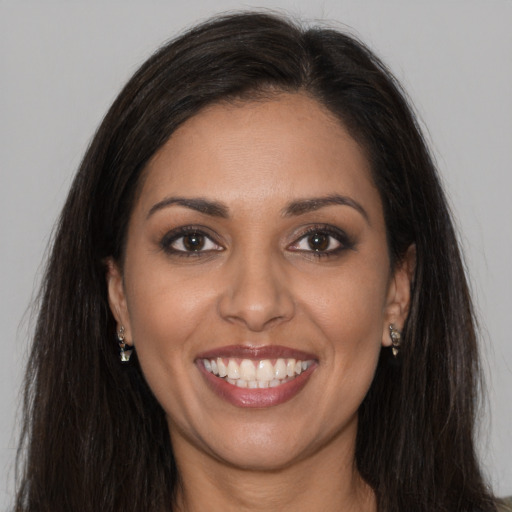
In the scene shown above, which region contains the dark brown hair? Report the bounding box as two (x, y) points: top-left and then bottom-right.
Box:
(15, 12), (497, 512)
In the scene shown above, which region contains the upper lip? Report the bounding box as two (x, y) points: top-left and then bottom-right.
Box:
(195, 344), (317, 361)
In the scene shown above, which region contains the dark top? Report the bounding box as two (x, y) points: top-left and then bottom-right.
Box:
(498, 497), (512, 512)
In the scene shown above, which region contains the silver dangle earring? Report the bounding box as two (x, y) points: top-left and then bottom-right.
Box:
(389, 324), (402, 358)
(117, 325), (133, 362)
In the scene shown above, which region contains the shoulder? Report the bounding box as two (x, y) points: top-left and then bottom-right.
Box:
(497, 497), (512, 512)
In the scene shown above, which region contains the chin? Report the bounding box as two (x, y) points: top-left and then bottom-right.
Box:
(194, 415), (346, 472)
(211, 437), (309, 472)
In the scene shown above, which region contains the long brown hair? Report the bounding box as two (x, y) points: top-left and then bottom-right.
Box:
(15, 12), (497, 512)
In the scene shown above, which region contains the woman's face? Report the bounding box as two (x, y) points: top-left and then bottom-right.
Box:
(108, 93), (411, 471)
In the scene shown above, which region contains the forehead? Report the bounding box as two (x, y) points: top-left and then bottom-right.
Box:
(137, 93), (380, 217)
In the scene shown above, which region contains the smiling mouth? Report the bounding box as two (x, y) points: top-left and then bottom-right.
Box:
(201, 357), (315, 388)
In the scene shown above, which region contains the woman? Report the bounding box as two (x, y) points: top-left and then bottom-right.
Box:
(14, 12), (508, 512)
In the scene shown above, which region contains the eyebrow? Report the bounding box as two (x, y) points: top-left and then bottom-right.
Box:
(282, 195), (369, 223)
(147, 197), (229, 219)
(147, 193), (369, 223)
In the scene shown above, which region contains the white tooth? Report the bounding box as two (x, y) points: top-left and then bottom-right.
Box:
(226, 378), (236, 385)
(240, 359), (256, 380)
(236, 379), (247, 388)
(258, 380), (269, 388)
(217, 358), (227, 377)
(256, 360), (274, 381)
(248, 380), (258, 389)
(302, 361), (308, 371)
(286, 359), (296, 377)
(269, 379), (280, 387)
(204, 359), (212, 372)
(274, 358), (287, 379)
(227, 360), (240, 379)
(211, 359), (218, 375)
(295, 360), (302, 375)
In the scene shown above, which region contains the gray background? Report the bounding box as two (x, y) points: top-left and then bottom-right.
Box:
(1, 1), (511, 508)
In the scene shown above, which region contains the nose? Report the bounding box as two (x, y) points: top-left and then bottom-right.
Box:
(217, 250), (295, 332)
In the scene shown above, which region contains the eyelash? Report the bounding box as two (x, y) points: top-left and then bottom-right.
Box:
(159, 225), (223, 257)
(159, 224), (354, 258)
(288, 224), (354, 258)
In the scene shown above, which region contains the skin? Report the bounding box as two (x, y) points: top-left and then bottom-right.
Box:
(107, 93), (413, 512)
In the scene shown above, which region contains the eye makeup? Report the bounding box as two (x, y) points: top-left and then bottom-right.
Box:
(157, 221), (356, 261)
(159, 225), (224, 257)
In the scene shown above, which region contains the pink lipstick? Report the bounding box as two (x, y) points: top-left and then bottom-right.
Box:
(195, 345), (318, 408)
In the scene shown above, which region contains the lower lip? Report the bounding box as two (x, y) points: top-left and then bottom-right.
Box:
(197, 361), (317, 408)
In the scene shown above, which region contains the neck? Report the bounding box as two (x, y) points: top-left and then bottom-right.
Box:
(171, 427), (376, 512)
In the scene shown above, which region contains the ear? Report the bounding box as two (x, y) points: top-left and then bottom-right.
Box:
(105, 258), (133, 347)
(381, 244), (416, 347)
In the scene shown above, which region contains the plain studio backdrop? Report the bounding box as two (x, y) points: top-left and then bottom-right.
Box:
(1, 1), (511, 507)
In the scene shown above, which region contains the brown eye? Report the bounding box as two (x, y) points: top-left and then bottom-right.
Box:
(307, 233), (330, 252)
(161, 227), (223, 256)
(288, 225), (352, 257)
(182, 233), (205, 251)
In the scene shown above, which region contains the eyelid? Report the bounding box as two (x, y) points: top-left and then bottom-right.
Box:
(287, 224), (354, 255)
(159, 225), (224, 255)
(158, 223), (353, 259)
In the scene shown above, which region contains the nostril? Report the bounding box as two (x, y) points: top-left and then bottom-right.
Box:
(217, 271), (295, 331)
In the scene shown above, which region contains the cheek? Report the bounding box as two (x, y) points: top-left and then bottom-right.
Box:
(127, 280), (213, 349)
(123, 270), (218, 421)
(122, 253), (218, 368)
(297, 258), (389, 391)
(318, 290), (384, 382)
(301, 264), (389, 344)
